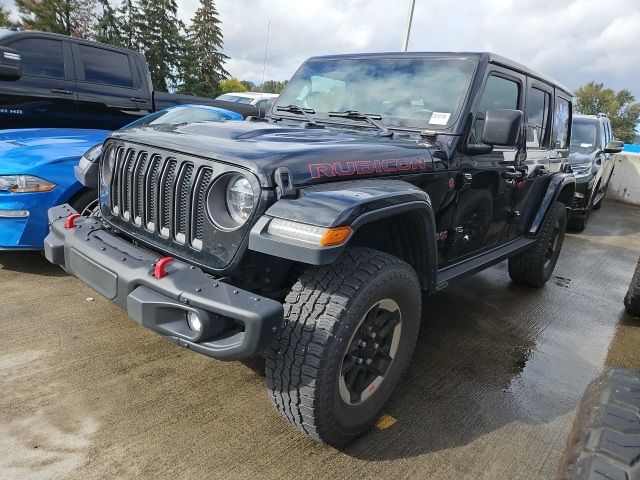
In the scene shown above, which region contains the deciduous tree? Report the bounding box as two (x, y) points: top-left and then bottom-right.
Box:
(219, 77), (246, 94)
(575, 82), (640, 143)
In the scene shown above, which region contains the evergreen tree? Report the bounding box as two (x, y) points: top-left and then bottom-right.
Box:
(15, 0), (96, 38)
(94, 0), (123, 45)
(180, 0), (229, 98)
(136, 0), (185, 91)
(117, 0), (138, 50)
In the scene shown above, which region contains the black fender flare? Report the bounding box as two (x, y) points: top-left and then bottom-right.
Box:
(527, 172), (575, 235)
(248, 179), (438, 289)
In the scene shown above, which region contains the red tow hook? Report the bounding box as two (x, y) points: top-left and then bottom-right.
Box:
(153, 257), (174, 279)
(64, 213), (81, 229)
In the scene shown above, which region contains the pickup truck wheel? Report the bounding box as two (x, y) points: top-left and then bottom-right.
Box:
(265, 247), (421, 447)
(508, 201), (567, 287)
(624, 258), (640, 317)
(556, 368), (640, 479)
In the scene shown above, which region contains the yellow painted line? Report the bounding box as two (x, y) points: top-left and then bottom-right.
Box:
(375, 413), (397, 430)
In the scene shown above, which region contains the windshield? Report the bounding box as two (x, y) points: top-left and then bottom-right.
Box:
(124, 106), (236, 128)
(570, 120), (599, 157)
(217, 94), (254, 104)
(274, 57), (476, 130)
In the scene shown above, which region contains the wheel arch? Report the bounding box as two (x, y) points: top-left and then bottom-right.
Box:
(249, 180), (439, 291)
(527, 173), (575, 236)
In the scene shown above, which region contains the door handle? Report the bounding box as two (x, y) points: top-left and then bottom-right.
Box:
(129, 97), (147, 104)
(51, 88), (73, 95)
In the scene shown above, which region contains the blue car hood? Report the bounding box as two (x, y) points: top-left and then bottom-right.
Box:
(0, 128), (110, 188)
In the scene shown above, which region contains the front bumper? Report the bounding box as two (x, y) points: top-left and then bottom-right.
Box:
(44, 204), (283, 361)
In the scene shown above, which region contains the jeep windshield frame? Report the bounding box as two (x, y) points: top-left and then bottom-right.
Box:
(272, 56), (477, 133)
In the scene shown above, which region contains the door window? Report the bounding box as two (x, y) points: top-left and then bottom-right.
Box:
(552, 97), (571, 149)
(526, 87), (551, 148)
(474, 75), (520, 140)
(10, 38), (65, 79)
(78, 45), (134, 88)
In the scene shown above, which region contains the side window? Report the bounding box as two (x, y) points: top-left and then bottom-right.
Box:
(474, 75), (520, 141)
(9, 38), (65, 79)
(526, 87), (551, 148)
(552, 97), (570, 149)
(78, 45), (134, 88)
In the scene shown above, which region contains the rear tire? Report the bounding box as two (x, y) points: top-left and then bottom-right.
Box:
(624, 258), (640, 317)
(556, 368), (640, 479)
(508, 201), (567, 287)
(265, 247), (421, 447)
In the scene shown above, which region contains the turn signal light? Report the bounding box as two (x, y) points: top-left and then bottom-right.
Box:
(320, 226), (352, 246)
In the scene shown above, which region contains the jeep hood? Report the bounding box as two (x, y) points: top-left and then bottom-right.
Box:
(110, 120), (437, 188)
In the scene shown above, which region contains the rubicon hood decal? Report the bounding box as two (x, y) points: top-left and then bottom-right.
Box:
(309, 157), (430, 179)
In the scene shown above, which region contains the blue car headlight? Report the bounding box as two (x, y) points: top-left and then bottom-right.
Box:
(0, 175), (55, 193)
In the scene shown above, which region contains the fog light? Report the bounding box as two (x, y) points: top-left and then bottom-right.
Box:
(186, 311), (202, 332)
(0, 209), (29, 218)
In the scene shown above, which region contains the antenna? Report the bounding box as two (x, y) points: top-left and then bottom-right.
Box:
(402, 0), (416, 51)
(258, 21), (271, 118)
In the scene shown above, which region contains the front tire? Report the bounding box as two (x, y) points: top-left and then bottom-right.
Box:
(265, 247), (421, 447)
(508, 201), (567, 287)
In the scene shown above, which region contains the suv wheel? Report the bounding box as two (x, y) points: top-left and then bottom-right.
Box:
(265, 247), (421, 447)
(624, 257), (640, 317)
(508, 201), (567, 287)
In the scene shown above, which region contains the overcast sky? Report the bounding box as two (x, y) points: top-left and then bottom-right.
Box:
(3, 0), (639, 97)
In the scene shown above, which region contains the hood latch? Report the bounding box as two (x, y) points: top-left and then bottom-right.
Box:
(274, 167), (297, 199)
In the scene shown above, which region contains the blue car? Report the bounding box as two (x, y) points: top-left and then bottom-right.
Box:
(0, 105), (243, 250)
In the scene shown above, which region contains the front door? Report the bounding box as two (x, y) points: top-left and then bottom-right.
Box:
(447, 68), (525, 262)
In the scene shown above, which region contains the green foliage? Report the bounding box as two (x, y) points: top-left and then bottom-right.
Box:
(94, 0), (122, 45)
(575, 81), (640, 143)
(0, 5), (13, 27)
(179, 0), (229, 98)
(135, 0), (185, 92)
(240, 80), (256, 91)
(219, 77), (247, 94)
(259, 80), (288, 94)
(15, 0), (96, 38)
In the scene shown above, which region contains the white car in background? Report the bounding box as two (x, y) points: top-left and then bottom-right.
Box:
(216, 92), (279, 111)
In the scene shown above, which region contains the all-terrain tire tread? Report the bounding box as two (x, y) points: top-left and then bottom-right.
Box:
(265, 247), (419, 445)
(557, 368), (640, 480)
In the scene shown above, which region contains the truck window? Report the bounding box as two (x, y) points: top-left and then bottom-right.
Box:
(552, 97), (570, 149)
(9, 38), (65, 79)
(527, 87), (551, 148)
(78, 45), (134, 88)
(474, 75), (520, 140)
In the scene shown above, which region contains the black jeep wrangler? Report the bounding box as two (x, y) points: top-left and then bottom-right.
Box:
(45, 52), (576, 447)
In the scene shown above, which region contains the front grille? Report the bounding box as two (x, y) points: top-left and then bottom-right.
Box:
(107, 144), (213, 251)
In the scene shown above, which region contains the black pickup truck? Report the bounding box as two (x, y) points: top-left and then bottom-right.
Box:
(46, 52), (576, 447)
(0, 29), (260, 130)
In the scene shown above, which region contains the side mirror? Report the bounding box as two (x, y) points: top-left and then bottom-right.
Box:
(0, 46), (21, 80)
(603, 140), (624, 154)
(481, 109), (523, 146)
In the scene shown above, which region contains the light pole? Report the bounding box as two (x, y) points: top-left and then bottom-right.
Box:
(402, 0), (416, 51)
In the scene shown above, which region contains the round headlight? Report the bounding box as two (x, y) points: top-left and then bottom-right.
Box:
(226, 175), (254, 224)
(101, 147), (116, 185)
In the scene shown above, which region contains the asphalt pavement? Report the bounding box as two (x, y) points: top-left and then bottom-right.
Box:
(1, 200), (639, 480)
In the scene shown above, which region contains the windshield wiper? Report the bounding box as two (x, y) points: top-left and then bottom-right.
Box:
(328, 110), (393, 137)
(274, 104), (321, 127)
